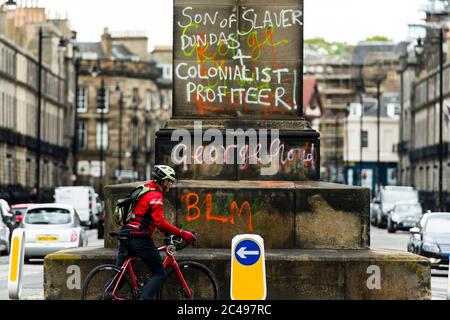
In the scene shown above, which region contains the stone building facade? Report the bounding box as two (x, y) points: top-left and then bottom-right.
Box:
(397, 4), (450, 211)
(0, 4), (76, 203)
(76, 29), (172, 196)
(304, 41), (404, 185)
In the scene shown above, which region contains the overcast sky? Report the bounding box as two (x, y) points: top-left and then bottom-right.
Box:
(34, 0), (428, 49)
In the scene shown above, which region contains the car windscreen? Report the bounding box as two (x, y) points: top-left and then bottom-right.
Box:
(425, 217), (450, 233)
(25, 208), (72, 225)
(382, 191), (417, 204)
(395, 204), (422, 215)
(12, 208), (27, 216)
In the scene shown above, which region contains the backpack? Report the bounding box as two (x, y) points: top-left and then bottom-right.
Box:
(113, 185), (156, 226)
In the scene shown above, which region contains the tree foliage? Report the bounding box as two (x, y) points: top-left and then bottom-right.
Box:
(364, 36), (392, 42)
(304, 38), (354, 56)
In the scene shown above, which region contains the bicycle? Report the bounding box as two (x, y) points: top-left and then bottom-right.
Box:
(81, 232), (219, 300)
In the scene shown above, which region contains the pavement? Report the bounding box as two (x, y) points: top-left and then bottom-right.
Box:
(0, 226), (448, 300)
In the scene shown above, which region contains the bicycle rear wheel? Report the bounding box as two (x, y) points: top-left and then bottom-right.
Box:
(81, 264), (136, 300)
(158, 261), (219, 300)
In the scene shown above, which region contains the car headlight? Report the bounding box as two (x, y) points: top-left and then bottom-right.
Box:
(391, 214), (400, 222)
(422, 242), (440, 253)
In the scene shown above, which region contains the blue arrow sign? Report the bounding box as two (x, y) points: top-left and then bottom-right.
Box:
(235, 239), (261, 266)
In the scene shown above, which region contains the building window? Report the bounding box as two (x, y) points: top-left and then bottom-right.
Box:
(162, 93), (169, 110)
(145, 90), (152, 111)
(131, 120), (138, 148)
(96, 121), (108, 150)
(156, 92), (161, 109)
(26, 158), (33, 187)
(96, 88), (109, 113)
(163, 65), (172, 80)
(361, 131), (368, 148)
(77, 121), (88, 150)
(77, 87), (89, 112)
(6, 153), (16, 185)
(146, 126), (152, 150)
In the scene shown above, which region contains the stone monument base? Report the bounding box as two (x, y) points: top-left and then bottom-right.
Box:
(44, 247), (431, 300)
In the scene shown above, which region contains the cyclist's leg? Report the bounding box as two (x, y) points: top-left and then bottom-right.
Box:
(116, 239), (129, 268)
(103, 239), (133, 297)
(128, 236), (165, 300)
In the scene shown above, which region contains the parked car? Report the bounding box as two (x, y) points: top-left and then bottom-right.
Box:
(22, 204), (88, 262)
(54, 187), (101, 229)
(407, 212), (450, 269)
(371, 186), (419, 228)
(0, 214), (10, 256)
(387, 202), (423, 233)
(11, 204), (32, 225)
(0, 199), (15, 238)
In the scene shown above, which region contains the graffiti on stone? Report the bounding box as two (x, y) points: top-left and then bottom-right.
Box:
(174, 0), (304, 118)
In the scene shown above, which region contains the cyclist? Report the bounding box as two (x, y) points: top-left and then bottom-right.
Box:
(116, 165), (197, 300)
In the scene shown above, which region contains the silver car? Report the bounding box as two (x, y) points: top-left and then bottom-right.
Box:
(22, 204), (88, 261)
(0, 216), (10, 256)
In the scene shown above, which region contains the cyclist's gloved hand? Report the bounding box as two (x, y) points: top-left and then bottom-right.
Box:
(180, 230), (197, 244)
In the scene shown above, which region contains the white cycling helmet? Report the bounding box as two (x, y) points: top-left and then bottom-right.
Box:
(152, 165), (176, 183)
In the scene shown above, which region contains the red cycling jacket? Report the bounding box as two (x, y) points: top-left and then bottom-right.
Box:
(123, 181), (182, 237)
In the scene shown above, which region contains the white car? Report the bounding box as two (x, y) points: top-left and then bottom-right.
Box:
(0, 199), (12, 256)
(0, 216), (10, 256)
(22, 204), (88, 262)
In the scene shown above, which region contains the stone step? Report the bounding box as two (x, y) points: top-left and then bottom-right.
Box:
(104, 181), (370, 250)
(44, 247), (431, 300)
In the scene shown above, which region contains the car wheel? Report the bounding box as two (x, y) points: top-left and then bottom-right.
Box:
(372, 214), (379, 227)
(387, 219), (396, 233)
(89, 216), (95, 230)
(376, 214), (383, 228)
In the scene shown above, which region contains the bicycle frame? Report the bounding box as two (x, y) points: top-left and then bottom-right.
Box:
(109, 244), (193, 300)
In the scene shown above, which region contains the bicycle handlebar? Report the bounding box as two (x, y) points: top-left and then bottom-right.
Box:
(164, 230), (197, 252)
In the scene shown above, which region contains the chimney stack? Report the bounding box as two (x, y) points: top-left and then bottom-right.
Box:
(101, 27), (112, 58)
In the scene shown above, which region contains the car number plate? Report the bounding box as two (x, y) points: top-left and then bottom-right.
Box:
(403, 222), (414, 227)
(36, 236), (59, 242)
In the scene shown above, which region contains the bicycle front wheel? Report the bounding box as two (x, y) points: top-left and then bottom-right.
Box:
(158, 261), (219, 300)
(81, 264), (136, 300)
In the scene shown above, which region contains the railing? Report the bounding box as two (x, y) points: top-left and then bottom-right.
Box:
(0, 127), (69, 160)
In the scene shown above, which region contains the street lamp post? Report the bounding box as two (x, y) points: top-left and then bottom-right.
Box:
(89, 64), (107, 197)
(98, 79), (106, 197)
(118, 92), (124, 182)
(73, 57), (81, 184)
(36, 27), (43, 203)
(439, 28), (444, 212)
(376, 79), (382, 194)
(334, 110), (339, 183)
(344, 103), (351, 185)
(358, 66), (365, 187)
(35, 27), (67, 202)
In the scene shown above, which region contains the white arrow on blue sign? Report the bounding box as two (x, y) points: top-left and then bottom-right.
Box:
(235, 239), (261, 267)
